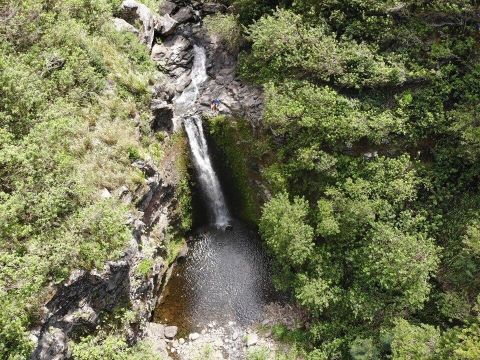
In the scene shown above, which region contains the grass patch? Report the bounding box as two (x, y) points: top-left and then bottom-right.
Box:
(136, 258), (154, 277)
(164, 227), (186, 265)
(246, 346), (270, 360)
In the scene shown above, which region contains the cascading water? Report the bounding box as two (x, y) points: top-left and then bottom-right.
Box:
(155, 44), (280, 337)
(173, 45), (208, 118)
(173, 44), (230, 227)
(185, 116), (231, 228)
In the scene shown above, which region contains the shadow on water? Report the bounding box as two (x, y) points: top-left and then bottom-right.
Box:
(154, 220), (279, 336)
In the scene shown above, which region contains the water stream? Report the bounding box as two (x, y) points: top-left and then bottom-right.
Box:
(155, 45), (278, 335)
(185, 116), (231, 228)
(173, 45), (208, 119)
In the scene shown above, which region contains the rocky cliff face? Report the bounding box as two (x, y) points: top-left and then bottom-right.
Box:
(31, 1), (264, 358)
(31, 158), (178, 359)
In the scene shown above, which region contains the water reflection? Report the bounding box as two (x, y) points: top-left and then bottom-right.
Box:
(154, 220), (278, 334)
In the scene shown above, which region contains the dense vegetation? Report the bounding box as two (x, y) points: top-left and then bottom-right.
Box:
(3, 0), (480, 358)
(219, 0), (480, 358)
(0, 0), (169, 358)
(206, 115), (267, 225)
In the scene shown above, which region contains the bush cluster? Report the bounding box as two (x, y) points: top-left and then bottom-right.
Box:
(230, 0), (480, 358)
(0, 0), (161, 357)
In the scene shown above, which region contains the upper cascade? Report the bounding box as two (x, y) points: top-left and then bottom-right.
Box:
(173, 45), (208, 129)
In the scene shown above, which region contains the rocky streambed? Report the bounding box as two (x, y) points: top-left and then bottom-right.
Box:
(146, 303), (307, 360)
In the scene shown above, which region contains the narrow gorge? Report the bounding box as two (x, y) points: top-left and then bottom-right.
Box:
(30, 1), (285, 359)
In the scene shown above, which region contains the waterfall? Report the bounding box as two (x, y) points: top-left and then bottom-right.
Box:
(185, 116), (231, 228)
(173, 45), (208, 117)
(175, 45), (230, 228)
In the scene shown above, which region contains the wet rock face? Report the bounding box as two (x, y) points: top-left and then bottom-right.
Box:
(150, 1), (264, 130)
(151, 99), (174, 132)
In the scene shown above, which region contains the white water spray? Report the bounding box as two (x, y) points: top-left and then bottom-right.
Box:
(185, 116), (231, 228)
(174, 45), (230, 227)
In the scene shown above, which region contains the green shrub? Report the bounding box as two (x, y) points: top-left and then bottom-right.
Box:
(71, 334), (161, 360)
(0, 0), (158, 357)
(204, 14), (244, 52)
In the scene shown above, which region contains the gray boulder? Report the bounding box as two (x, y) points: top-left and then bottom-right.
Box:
(120, 0), (156, 48)
(164, 325), (178, 339)
(32, 327), (68, 360)
(112, 18), (139, 35)
(159, 0), (178, 16)
(153, 76), (176, 101)
(151, 35), (192, 70)
(189, 332), (200, 341)
(172, 6), (194, 24)
(155, 14), (179, 36)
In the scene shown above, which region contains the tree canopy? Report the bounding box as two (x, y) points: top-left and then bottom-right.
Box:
(228, 0), (480, 357)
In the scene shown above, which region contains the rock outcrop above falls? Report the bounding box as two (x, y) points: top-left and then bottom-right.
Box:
(119, 0), (158, 48)
(150, 1), (264, 130)
(113, 0), (265, 131)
